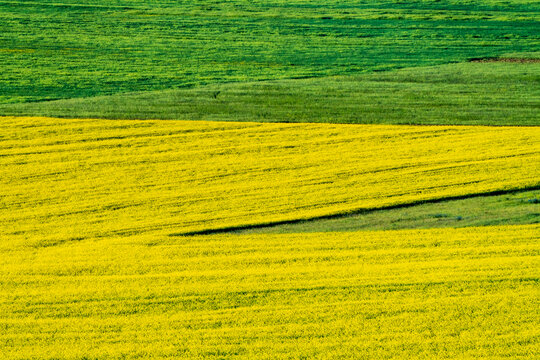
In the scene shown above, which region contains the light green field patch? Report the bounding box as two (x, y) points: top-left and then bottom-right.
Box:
(237, 189), (540, 234)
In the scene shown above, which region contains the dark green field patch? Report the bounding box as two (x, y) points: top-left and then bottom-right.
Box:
(0, 0), (538, 104)
(3, 60), (539, 125)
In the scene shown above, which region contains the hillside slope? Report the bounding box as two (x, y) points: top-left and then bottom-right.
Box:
(2, 117), (539, 245)
(1, 0), (538, 103)
(3, 60), (538, 125)
(1, 225), (538, 359)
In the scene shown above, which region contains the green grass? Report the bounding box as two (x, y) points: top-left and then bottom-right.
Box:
(237, 189), (540, 234)
(2, 60), (539, 125)
(1, 0), (539, 104)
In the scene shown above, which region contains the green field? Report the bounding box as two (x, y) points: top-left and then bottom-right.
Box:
(1, 0), (539, 104)
(3, 60), (539, 125)
(2, 0), (540, 358)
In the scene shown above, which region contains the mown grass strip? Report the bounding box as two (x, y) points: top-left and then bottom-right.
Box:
(179, 187), (540, 236)
(235, 188), (540, 234)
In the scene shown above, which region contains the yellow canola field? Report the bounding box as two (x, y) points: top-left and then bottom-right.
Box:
(1, 117), (539, 245)
(0, 225), (538, 359)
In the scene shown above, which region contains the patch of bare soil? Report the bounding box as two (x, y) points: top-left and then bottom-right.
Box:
(469, 57), (540, 63)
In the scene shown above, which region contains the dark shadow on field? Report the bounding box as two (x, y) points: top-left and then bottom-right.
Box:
(169, 185), (540, 237)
